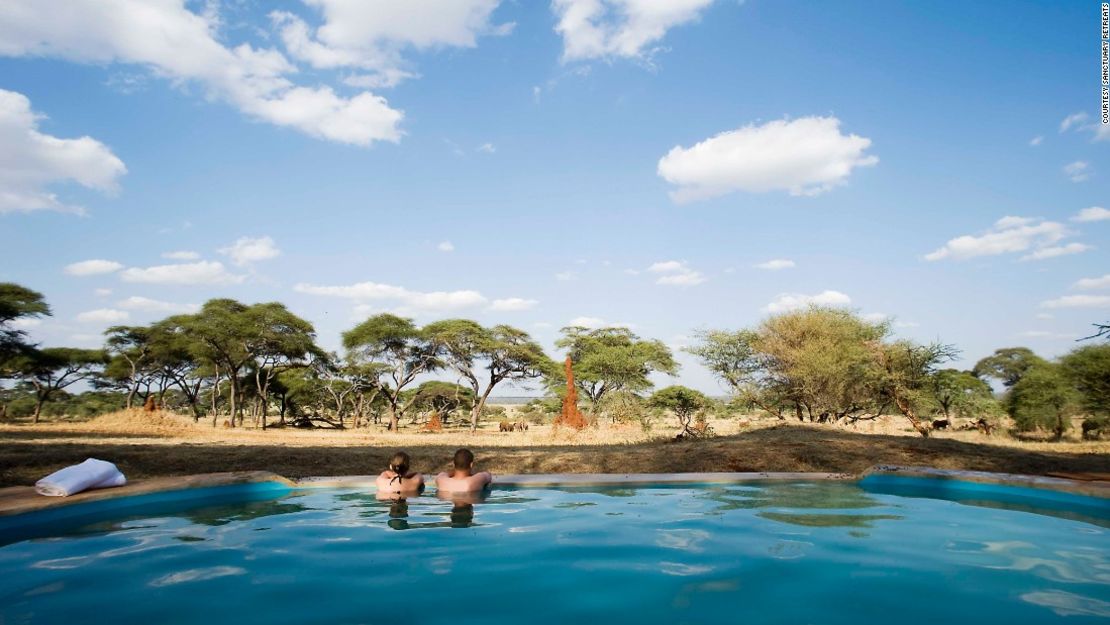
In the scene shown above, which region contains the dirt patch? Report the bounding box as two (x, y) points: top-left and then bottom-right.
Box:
(0, 410), (1106, 486)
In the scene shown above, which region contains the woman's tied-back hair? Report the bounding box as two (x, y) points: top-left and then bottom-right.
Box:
(453, 448), (475, 470)
(389, 451), (411, 479)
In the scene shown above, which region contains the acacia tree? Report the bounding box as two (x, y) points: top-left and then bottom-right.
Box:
(686, 328), (786, 418)
(242, 302), (320, 429)
(554, 326), (677, 412)
(12, 348), (108, 422)
(342, 314), (441, 431)
(928, 368), (997, 420)
(873, 341), (959, 437)
(1009, 362), (1076, 439)
(0, 283), (50, 371)
(103, 325), (155, 409)
(973, 347), (1044, 389)
(1061, 344), (1110, 418)
(425, 319), (552, 432)
(650, 385), (710, 439)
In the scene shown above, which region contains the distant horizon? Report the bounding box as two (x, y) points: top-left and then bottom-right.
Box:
(0, 1), (1106, 394)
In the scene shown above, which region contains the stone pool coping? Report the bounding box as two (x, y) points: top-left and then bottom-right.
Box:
(1, 466), (1106, 518)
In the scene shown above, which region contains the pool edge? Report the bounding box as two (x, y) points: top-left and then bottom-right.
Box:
(1, 466), (1105, 519)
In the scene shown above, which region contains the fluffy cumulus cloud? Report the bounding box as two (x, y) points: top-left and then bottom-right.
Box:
(437, 241), (455, 252)
(116, 296), (198, 313)
(647, 259), (706, 285)
(489, 297), (538, 311)
(553, 0), (714, 63)
(76, 308), (129, 323)
(657, 116), (878, 202)
(763, 290), (851, 314)
(270, 0), (510, 89)
(1074, 274), (1110, 290)
(65, 259), (124, 276)
(0, 89), (126, 214)
(1041, 295), (1110, 309)
(219, 236), (280, 266)
(1064, 161), (1090, 182)
(162, 250), (200, 261)
(294, 280), (491, 314)
(754, 259), (795, 270)
(0, 0), (402, 146)
(1058, 111), (1110, 142)
(925, 216), (1090, 262)
(1073, 206), (1110, 222)
(119, 261), (244, 285)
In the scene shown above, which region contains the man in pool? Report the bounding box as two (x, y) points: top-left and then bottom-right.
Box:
(376, 451), (425, 495)
(435, 448), (493, 493)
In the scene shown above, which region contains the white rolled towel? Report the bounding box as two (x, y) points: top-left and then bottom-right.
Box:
(35, 458), (127, 497)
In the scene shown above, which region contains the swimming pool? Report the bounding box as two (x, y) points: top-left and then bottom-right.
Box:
(1, 478), (1107, 624)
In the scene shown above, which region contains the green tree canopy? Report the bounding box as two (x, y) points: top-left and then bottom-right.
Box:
(9, 347), (107, 422)
(343, 313), (440, 431)
(973, 347), (1044, 388)
(425, 319), (552, 431)
(650, 385), (710, 438)
(928, 368), (997, 420)
(0, 283), (51, 368)
(1060, 343), (1110, 417)
(1009, 362), (1077, 438)
(555, 326), (677, 410)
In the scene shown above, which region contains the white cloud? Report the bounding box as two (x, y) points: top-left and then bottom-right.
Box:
(1073, 206), (1110, 222)
(65, 259), (124, 276)
(219, 236), (280, 266)
(116, 296), (198, 313)
(76, 308), (129, 324)
(162, 250), (200, 261)
(295, 280), (488, 314)
(1064, 161), (1090, 182)
(94, 288), (112, 297)
(8, 317), (42, 329)
(647, 259), (706, 286)
(269, 0), (509, 88)
(861, 312), (888, 323)
(1021, 242), (1091, 261)
(490, 297), (538, 311)
(1074, 274), (1110, 290)
(1029, 136), (1043, 146)
(657, 271), (706, 286)
(754, 259), (795, 270)
(764, 290), (851, 314)
(568, 316), (605, 328)
(553, 0), (714, 63)
(437, 241), (455, 252)
(1041, 295), (1110, 309)
(120, 261), (244, 285)
(555, 271), (577, 281)
(657, 116), (878, 202)
(476, 142), (496, 154)
(0, 1), (402, 146)
(1035, 313), (1054, 320)
(1060, 112), (1088, 133)
(0, 89), (126, 214)
(648, 260), (686, 273)
(925, 216), (1084, 262)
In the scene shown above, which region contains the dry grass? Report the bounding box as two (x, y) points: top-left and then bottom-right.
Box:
(0, 408), (1107, 486)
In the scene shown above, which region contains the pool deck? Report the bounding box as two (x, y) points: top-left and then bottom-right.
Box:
(0, 466), (1106, 517)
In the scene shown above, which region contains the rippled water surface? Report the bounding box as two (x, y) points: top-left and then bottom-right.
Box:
(1, 482), (1108, 625)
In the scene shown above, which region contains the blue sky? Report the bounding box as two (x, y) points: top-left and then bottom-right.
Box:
(0, 0), (1106, 394)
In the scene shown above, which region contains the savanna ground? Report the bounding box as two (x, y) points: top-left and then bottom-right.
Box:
(0, 406), (1107, 487)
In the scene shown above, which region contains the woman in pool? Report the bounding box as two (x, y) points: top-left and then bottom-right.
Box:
(375, 451), (425, 495)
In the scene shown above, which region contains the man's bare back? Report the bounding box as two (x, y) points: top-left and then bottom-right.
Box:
(436, 448), (492, 493)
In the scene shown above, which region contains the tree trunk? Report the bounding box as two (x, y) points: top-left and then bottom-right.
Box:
(387, 397), (399, 431)
(892, 393), (930, 438)
(126, 382), (138, 410)
(471, 385), (495, 433)
(33, 397), (44, 424)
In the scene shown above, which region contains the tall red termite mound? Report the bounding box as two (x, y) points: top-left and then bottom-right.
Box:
(555, 356), (588, 430)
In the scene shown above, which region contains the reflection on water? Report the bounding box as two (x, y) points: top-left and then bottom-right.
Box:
(698, 482), (903, 529)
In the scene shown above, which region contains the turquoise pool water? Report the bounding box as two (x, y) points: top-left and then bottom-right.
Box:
(1, 479), (1107, 624)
